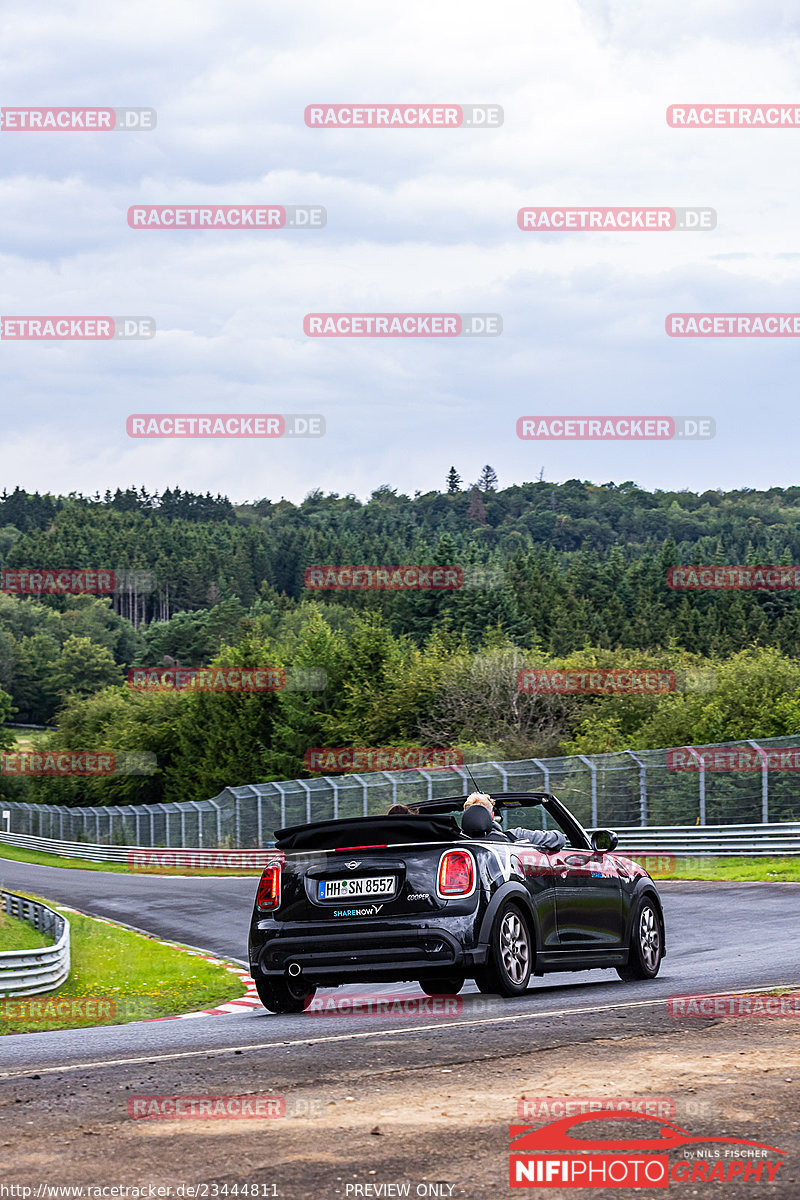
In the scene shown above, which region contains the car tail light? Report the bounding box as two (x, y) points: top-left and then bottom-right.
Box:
(437, 849), (474, 897)
(257, 863), (281, 910)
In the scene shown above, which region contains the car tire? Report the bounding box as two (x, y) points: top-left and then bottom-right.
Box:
(418, 975), (465, 996)
(616, 897), (663, 981)
(474, 902), (532, 997)
(255, 975), (317, 1014)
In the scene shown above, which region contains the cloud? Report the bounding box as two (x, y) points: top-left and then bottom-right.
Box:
(0, 0), (798, 500)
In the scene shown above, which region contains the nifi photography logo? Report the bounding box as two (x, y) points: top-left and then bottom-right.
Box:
(509, 1110), (784, 1188)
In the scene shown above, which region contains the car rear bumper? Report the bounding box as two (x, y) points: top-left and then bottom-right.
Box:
(250, 920), (488, 984)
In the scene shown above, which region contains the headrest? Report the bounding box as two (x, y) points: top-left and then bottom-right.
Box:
(461, 804), (494, 837)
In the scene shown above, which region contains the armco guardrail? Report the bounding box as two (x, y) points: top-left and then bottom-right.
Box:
(613, 822), (800, 857)
(0, 890), (70, 997)
(0, 832), (277, 863)
(0, 830), (157, 862)
(2, 824), (799, 865)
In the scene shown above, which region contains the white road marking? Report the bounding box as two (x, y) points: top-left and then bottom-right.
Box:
(1, 981), (796, 1081)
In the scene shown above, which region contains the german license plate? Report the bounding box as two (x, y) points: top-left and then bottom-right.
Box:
(318, 875), (394, 900)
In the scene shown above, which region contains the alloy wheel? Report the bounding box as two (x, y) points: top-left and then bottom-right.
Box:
(639, 905), (660, 971)
(500, 910), (530, 984)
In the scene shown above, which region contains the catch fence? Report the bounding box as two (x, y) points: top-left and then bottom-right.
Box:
(2, 736), (799, 849)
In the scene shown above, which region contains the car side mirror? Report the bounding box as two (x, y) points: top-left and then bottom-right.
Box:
(591, 829), (618, 853)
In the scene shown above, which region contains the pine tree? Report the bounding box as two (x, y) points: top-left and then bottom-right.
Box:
(446, 467), (462, 494)
(477, 465), (498, 493)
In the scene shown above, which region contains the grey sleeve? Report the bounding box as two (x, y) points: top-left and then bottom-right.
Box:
(508, 828), (567, 852)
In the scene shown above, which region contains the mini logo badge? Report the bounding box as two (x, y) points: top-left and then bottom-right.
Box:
(346, 861), (361, 869)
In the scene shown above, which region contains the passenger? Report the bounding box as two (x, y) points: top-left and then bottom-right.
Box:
(387, 803), (414, 815)
(463, 792), (567, 852)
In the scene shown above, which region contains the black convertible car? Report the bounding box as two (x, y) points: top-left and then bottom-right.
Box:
(248, 791), (665, 1013)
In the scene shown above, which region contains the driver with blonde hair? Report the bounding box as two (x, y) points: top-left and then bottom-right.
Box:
(464, 792), (566, 850)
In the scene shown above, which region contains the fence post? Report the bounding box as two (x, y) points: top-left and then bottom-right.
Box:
(159, 804), (171, 848)
(297, 779), (312, 824)
(206, 798), (223, 845)
(626, 751), (647, 827)
(489, 761), (509, 794)
(449, 767), (469, 799)
(686, 747), (706, 825)
(531, 758), (550, 793)
(189, 801), (204, 847)
(417, 771), (434, 804)
(747, 740), (769, 823)
(531, 759), (550, 828)
(380, 771), (399, 808)
(273, 783), (288, 829)
(322, 777), (340, 820)
(577, 756), (598, 827)
(351, 774), (369, 816)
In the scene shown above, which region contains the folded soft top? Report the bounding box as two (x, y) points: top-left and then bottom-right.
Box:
(274, 813), (461, 850)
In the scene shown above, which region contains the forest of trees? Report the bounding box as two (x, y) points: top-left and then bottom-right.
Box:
(2, 476), (800, 805)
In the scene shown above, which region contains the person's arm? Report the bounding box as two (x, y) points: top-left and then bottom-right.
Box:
(507, 827), (567, 852)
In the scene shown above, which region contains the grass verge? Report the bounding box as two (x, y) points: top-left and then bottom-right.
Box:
(635, 855), (800, 882)
(0, 908), (52, 951)
(0, 901), (245, 1034)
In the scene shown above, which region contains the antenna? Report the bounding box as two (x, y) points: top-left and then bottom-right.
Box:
(463, 761), (482, 796)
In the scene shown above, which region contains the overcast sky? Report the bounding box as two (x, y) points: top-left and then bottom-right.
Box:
(1, 0), (799, 504)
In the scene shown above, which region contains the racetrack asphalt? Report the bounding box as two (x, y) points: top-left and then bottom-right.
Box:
(0, 857), (797, 1074)
(3, 859), (799, 1198)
